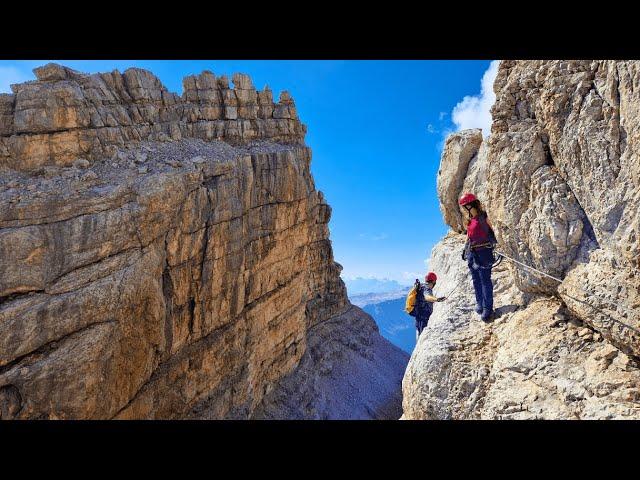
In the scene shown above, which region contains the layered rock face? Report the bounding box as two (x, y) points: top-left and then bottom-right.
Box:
(403, 60), (640, 419)
(0, 64), (408, 419)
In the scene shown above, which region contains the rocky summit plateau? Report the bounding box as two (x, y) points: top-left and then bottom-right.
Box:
(0, 63), (409, 419)
(402, 60), (640, 419)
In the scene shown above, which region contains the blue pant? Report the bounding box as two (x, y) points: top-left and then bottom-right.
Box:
(415, 315), (430, 337)
(468, 248), (494, 313)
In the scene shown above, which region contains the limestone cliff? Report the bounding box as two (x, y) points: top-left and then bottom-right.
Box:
(403, 60), (640, 419)
(0, 64), (408, 419)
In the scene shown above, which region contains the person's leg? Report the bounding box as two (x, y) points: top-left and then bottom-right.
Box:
(479, 267), (494, 317)
(473, 249), (494, 319)
(473, 248), (493, 320)
(469, 264), (484, 313)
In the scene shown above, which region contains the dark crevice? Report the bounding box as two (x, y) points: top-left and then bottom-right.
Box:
(188, 298), (196, 335)
(203, 173), (226, 191)
(613, 65), (622, 108)
(1, 198), (137, 230)
(161, 233), (174, 359)
(0, 319), (116, 377)
(577, 202), (599, 249)
(46, 245), (142, 294)
(560, 172), (600, 268)
(619, 124), (627, 157)
(161, 267), (174, 359)
(0, 289), (45, 308)
(110, 319), (237, 419)
(540, 132), (555, 167)
(0, 384), (23, 419)
(604, 203), (625, 234)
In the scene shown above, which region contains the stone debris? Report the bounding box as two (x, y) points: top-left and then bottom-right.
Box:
(73, 158), (90, 169)
(134, 152), (147, 164)
(80, 171), (98, 182)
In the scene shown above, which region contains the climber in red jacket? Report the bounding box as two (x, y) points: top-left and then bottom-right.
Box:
(459, 193), (498, 322)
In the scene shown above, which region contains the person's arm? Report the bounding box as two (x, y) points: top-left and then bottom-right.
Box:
(424, 293), (446, 302)
(484, 215), (498, 245)
(462, 237), (471, 260)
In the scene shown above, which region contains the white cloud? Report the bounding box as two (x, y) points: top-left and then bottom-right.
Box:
(0, 66), (31, 94)
(451, 60), (500, 137)
(401, 258), (430, 282)
(438, 111), (447, 121)
(426, 124), (436, 134)
(401, 271), (423, 281)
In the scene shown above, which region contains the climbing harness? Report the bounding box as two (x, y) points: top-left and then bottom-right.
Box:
(470, 241), (493, 250)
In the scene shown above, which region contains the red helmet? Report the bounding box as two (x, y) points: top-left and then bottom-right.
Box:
(458, 193), (478, 206)
(425, 272), (437, 283)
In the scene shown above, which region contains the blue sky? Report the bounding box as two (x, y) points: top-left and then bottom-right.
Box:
(0, 60), (497, 285)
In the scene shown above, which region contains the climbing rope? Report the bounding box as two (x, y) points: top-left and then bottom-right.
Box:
(494, 250), (640, 336)
(494, 251), (564, 283)
(444, 279), (463, 299)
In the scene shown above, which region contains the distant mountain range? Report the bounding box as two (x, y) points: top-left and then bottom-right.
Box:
(342, 277), (409, 295)
(362, 297), (415, 354)
(346, 283), (415, 354)
(349, 288), (411, 308)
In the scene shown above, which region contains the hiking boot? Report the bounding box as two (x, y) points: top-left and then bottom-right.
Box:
(481, 309), (493, 322)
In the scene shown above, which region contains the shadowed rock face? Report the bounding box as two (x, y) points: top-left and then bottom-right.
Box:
(403, 60), (640, 420)
(0, 64), (408, 419)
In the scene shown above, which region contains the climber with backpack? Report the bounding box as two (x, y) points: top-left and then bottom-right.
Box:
(459, 193), (498, 322)
(405, 272), (446, 341)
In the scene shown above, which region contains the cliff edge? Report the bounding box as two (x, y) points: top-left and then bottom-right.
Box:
(0, 64), (408, 419)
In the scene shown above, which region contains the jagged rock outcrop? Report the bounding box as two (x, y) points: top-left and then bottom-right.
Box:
(0, 63), (305, 172)
(404, 60), (640, 419)
(437, 129), (483, 233)
(0, 64), (408, 419)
